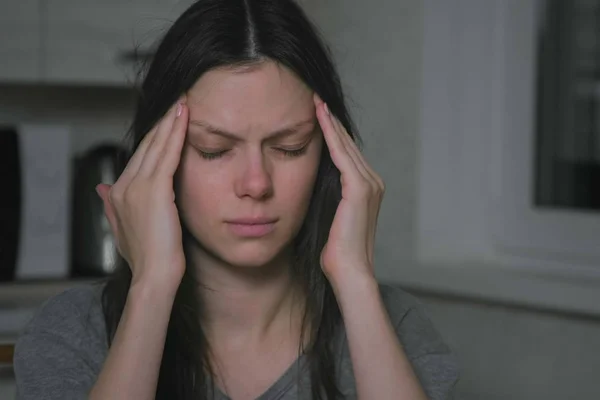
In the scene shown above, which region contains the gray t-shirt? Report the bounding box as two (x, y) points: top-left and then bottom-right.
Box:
(13, 282), (459, 399)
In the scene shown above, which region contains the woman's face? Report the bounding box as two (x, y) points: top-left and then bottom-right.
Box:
(176, 61), (323, 268)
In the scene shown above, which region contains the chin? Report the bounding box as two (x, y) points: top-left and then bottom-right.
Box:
(219, 241), (290, 269)
(190, 232), (292, 270)
(182, 219), (298, 271)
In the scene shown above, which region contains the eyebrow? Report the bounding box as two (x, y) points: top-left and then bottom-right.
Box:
(188, 118), (315, 141)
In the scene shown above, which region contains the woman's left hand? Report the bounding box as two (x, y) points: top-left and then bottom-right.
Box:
(314, 94), (385, 285)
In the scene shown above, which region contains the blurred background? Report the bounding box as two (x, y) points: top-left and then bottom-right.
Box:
(2, 0), (600, 398)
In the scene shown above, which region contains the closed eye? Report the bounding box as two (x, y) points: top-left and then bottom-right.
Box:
(276, 146), (308, 157)
(197, 149), (229, 160)
(195, 143), (310, 161)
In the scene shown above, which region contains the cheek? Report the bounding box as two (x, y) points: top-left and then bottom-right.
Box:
(175, 152), (225, 219)
(275, 153), (321, 209)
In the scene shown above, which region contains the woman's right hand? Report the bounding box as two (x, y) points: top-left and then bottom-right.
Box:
(96, 98), (189, 291)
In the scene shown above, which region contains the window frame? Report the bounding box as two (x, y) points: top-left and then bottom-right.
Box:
(413, 0), (600, 314)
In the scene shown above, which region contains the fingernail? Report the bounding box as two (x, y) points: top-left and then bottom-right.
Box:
(176, 103), (183, 117)
(324, 103), (330, 116)
(95, 186), (101, 197)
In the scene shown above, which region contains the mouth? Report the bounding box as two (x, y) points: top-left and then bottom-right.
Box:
(225, 217), (279, 237)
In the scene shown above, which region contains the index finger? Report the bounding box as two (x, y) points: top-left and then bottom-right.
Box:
(314, 95), (354, 174)
(157, 100), (189, 177)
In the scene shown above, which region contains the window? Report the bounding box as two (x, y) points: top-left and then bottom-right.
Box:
(417, 0), (600, 289)
(535, 0), (600, 211)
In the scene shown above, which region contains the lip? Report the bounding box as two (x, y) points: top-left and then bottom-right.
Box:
(225, 217), (278, 237)
(227, 217), (279, 225)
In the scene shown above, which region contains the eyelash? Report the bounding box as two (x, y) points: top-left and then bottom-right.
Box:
(199, 151), (227, 160)
(198, 146), (308, 160)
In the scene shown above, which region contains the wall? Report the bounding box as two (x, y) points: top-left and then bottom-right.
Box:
(303, 0), (421, 272)
(422, 294), (600, 399)
(303, 0), (600, 399)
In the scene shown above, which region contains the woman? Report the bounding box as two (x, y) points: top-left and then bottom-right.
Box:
(13, 0), (459, 399)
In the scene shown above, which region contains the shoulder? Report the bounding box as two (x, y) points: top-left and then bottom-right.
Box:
(377, 283), (454, 359)
(333, 283), (460, 399)
(19, 282), (107, 339)
(14, 282), (109, 391)
(377, 283), (421, 321)
(379, 284), (460, 398)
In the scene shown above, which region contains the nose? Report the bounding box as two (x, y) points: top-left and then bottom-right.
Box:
(234, 152), (273, 200)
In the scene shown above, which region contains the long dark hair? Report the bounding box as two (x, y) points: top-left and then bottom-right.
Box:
(102, 0), (361, 398)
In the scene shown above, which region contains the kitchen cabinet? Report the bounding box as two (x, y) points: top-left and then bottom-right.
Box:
(45, 0), (194, 86)
(0, 1), (42, 82)
(45, 0), (138, 85)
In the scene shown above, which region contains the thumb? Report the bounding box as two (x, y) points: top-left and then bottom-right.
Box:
(95, 183), (113, 215)
(95, 183), (111, 199)
(95, 183), (118, 238)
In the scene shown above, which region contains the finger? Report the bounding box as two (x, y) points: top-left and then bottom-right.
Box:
(314, 94), (373, 184)
(315, 99), (358, 179)
(334, 130), (380, 266)
(329, 114), (372, 183)
(139, 100), (182, 177)
(116, 125), (159, 188)
(330, 112), (385, 192)
(327, 112), (383, 267)
(323, 104), (378, 196)
(340, 123), (384, 191)
(333, 117), (383, 219)
(333, 123), (382, 249)
(343, 135), (384, 190)
(96, 184), (119, 243)
(157, 101), (189, 177)
(313, 92), (324, 109)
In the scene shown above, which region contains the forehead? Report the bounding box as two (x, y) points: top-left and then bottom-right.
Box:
(186, 61), (315, 135)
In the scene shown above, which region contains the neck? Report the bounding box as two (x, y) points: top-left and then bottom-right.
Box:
(188, 244), (305, 347)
